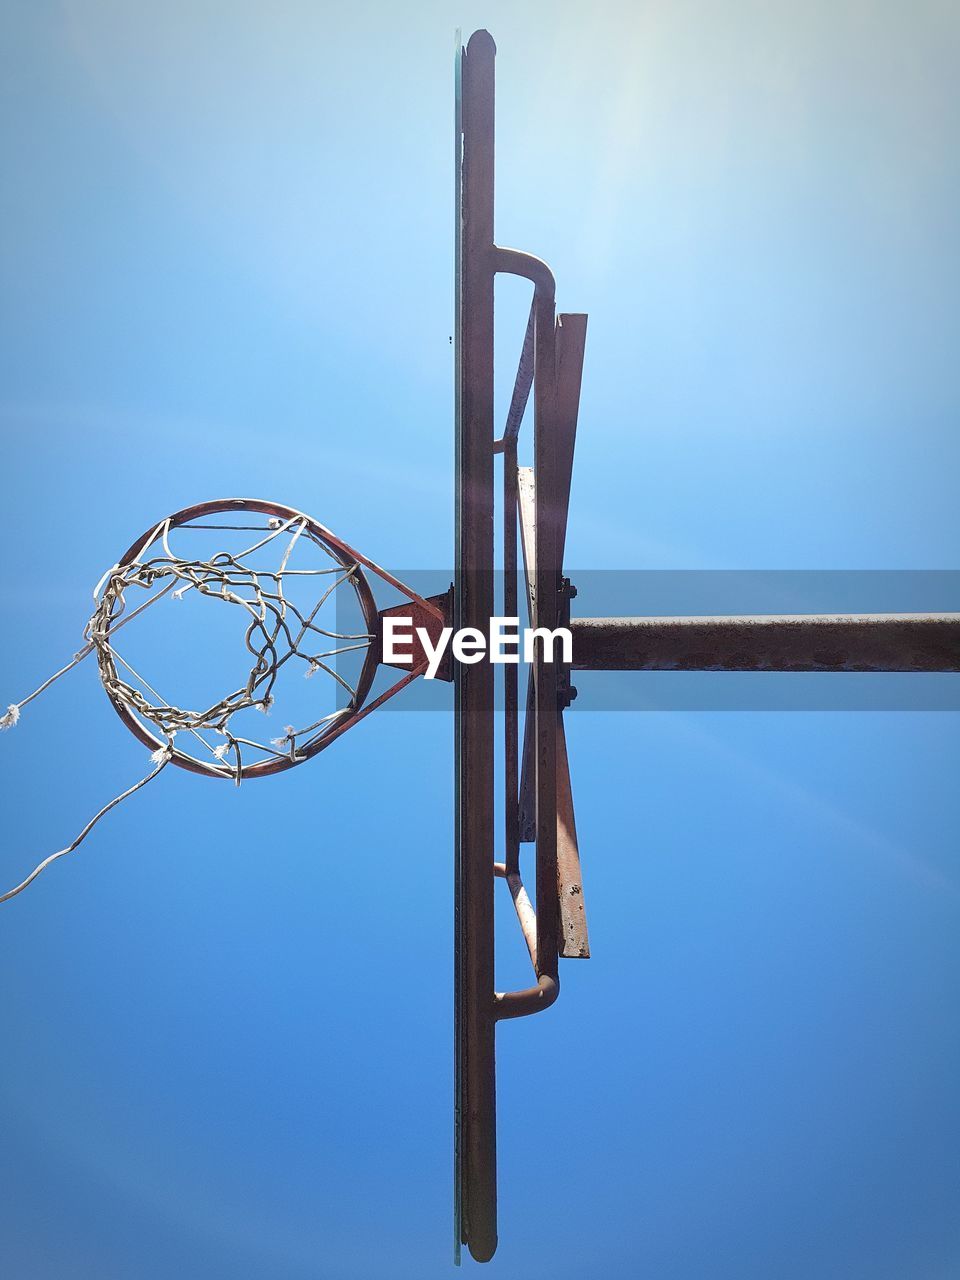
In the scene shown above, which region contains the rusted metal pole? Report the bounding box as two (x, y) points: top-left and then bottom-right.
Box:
(456, 28), (498, 1266)
(570, 613), (960, 673)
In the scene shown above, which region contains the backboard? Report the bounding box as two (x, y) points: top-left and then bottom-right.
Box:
(454, 29), (589, 1264)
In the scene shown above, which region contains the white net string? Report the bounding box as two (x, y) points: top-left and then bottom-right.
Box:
(1, 509), (376, 903)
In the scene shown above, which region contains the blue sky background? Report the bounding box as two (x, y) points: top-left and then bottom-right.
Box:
(1, 3), (959, 1277)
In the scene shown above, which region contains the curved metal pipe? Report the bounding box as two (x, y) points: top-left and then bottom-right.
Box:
(494, 972), (559, 1021)
(493, 861), (558, 1019)
(492, 245), (556, 298)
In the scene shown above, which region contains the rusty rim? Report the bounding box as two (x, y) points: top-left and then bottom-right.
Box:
(101, 498), (380, 780)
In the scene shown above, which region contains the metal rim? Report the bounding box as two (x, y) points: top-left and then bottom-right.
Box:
(102, 497), (380, 780)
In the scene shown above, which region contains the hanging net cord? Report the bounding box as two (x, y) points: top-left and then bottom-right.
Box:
(1, 514), (375, 902)
(0, 749), (172, 905)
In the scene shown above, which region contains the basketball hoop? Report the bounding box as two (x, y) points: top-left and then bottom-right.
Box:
(90, 497), (384, 781)
(1, 497), (448, 901)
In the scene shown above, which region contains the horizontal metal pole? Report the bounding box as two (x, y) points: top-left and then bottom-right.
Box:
(570, 614), (960, 673)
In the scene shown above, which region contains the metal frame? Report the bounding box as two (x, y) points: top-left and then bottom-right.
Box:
(454, 26), (960, 1267)
(455, 30), (591, 1264)
(455, 31), (496, 1264)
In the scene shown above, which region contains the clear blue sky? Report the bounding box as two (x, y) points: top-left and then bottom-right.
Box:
(1, 3), (958, 1277)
